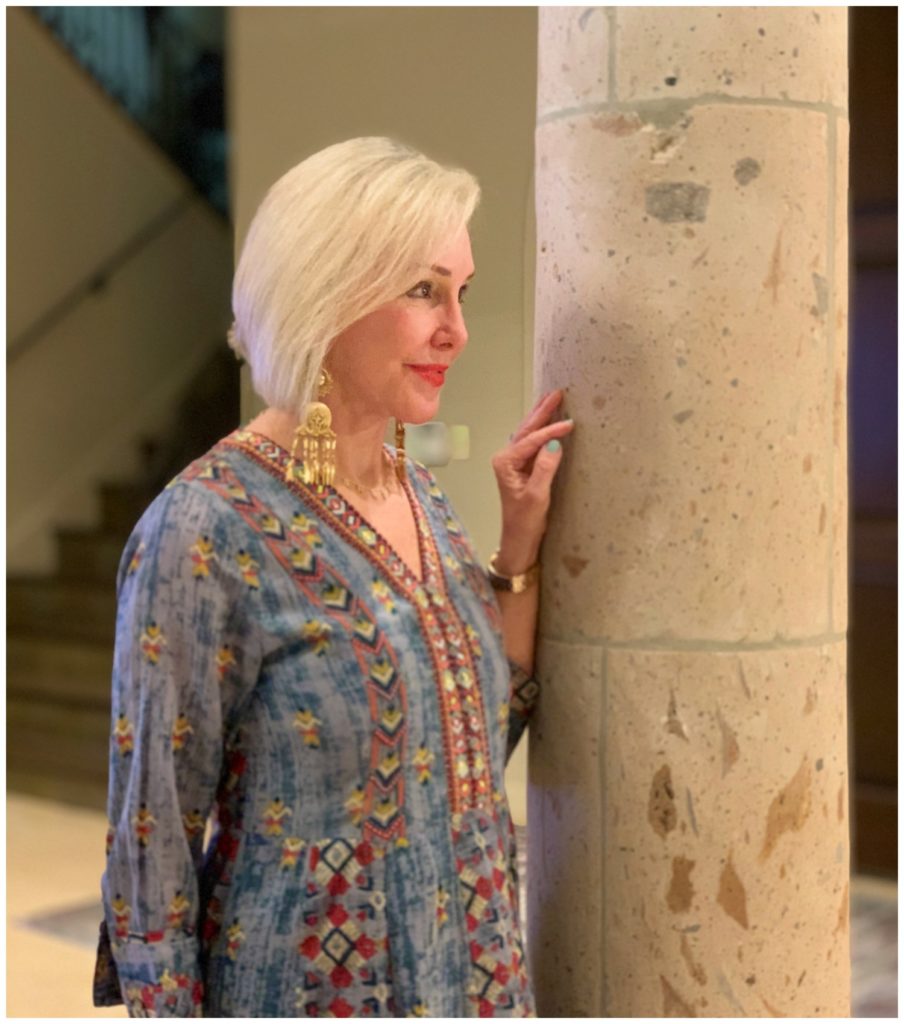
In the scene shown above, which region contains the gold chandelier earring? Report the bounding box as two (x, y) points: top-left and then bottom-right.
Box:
(395, 419), (407, 485)
(286, 367), (337, 488)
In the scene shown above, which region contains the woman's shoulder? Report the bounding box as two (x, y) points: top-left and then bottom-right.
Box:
(129, 435), (254, 544)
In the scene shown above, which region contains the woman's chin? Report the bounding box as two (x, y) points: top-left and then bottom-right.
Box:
(398, 400), (442, 425)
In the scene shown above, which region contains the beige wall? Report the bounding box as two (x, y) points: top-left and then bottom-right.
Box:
(228, 7), (538, 819)
(7, 9), (233, 573)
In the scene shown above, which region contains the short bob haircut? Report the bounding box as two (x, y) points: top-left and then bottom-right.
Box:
(228, 136), (481, 416)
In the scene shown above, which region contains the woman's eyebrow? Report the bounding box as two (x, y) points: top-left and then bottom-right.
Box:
(430, 264), (476, 280)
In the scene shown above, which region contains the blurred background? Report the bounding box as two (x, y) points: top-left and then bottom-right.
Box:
(6, 6), (896, 1016)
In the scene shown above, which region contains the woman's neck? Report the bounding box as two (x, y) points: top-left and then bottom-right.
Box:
(246, 405), (393, 489)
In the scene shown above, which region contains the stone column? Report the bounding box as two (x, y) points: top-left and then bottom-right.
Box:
(529, 8), (850, 1017)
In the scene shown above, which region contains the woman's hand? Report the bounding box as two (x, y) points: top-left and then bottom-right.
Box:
(491, 388), (574, 573)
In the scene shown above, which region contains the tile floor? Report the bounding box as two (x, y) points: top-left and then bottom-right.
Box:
(6, 794), (897, 1017)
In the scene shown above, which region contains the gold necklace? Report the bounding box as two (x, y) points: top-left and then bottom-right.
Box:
(334, 449), (401, 501)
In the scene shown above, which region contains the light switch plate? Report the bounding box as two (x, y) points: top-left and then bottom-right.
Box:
(405, 422), (470, 466)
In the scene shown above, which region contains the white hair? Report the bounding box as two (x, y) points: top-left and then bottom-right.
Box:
(228, 136), (481, 416)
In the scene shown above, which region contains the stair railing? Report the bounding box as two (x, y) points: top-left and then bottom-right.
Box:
(7, 193), (195, 366)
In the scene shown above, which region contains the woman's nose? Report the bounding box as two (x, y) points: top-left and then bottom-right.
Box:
(434, 299), (468, 352)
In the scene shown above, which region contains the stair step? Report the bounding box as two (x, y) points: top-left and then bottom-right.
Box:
(8, 577), (117, 644)
(99, 481), (155, 536)
(8, 696), (111, 809)
(6, 768), (109, 813)
(57, 528), (129, 583)
(7, 636), (114, 706)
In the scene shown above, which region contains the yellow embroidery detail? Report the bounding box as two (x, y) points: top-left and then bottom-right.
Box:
(261, 798), (292, 836)
(358, 526), (378, 547)
(280, 837), (306, 870)
(171, 713), (194, 751)
(380, 706), (403, 731)
(322, 583), (348, 607)
(497, 700), (509, 734)
(371, 579), (396, 613)
(189, 535), (216, 578)
(372, 797), (398, 827)
(167, 891), (190, 929)
(126, 543), (145, 577)
(301, 619), (332, 655)
(113, 714), (134, 756)
(111, 894), (131, 938)
(132, 804), (157, 846)
(345, 786), (365, 825)
(465, 623), (483, 657)
(225, 919), (245, 960)
(139, 623), (166, 664)
(435, 885), (449, 927)
(259, 514), (282, 536)
(457, 667), (475, 691)
(235, 550), (261, 589)
(377, 751), (401, 780)
(290, 546), (314, 572)
(216, 645), (236, 680)
(290, 512), (322, 547)
(293, 708), (322, 747)
(182, 808), (205, 839)
(159, 969), (179, 994)
(370, 657), (395, 686)
(443, 554), (464, 580)
(413, 745), (434, 784)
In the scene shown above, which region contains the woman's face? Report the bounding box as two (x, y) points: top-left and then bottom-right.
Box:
(327, 227), (474, 425)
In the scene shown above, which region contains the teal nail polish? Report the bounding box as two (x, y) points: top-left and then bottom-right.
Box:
(545, 439), (561, 453)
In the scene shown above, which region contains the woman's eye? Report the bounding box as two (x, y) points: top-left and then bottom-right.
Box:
(406, 280), (468, 304)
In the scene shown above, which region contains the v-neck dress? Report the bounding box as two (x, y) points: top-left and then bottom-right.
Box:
(92, 428), (540, 1018)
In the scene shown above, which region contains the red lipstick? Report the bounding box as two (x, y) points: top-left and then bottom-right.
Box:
(406, 364), (447, 388)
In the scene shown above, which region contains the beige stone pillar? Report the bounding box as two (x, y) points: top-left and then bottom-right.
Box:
(529, 8), (850, 1017)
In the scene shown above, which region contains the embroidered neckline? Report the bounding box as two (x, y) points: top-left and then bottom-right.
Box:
(217, 427), (497, 816)
(221, 428), (442, 602)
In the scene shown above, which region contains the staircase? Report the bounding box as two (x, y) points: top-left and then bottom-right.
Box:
(7, 348), (240, 810)
(30, 6), (229, 215)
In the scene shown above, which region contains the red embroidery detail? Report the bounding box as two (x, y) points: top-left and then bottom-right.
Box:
(455, 811), (533, 1013)
(188, 441), (409, 845)
(222, 432), (498, 817)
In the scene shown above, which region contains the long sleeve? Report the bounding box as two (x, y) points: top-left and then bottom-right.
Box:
(504, 657), (540, 765)
(93, 481), (261, 1017)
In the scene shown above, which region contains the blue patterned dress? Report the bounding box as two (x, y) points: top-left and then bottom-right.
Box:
(93, 428), (539, 1017)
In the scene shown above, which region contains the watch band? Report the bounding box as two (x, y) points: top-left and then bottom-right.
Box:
(487, 550), (541, 594)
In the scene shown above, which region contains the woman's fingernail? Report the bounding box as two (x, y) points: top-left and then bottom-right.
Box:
(545, 439), (561, 453)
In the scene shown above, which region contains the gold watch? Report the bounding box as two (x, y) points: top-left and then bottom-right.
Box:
(487, 550), (540, 593)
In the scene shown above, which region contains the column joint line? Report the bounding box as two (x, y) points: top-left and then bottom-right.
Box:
(537, 95), (849, 126)
(598, 641), (607, 1005)
(539, 632), (848, 651)
(605, 7), (617, 104)
(826, 108), (838, 634)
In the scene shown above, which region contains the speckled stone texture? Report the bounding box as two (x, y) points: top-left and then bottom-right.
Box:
(529, 7), (850, 1017)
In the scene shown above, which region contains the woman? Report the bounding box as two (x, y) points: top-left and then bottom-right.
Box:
(93, 136), (573, 1017)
